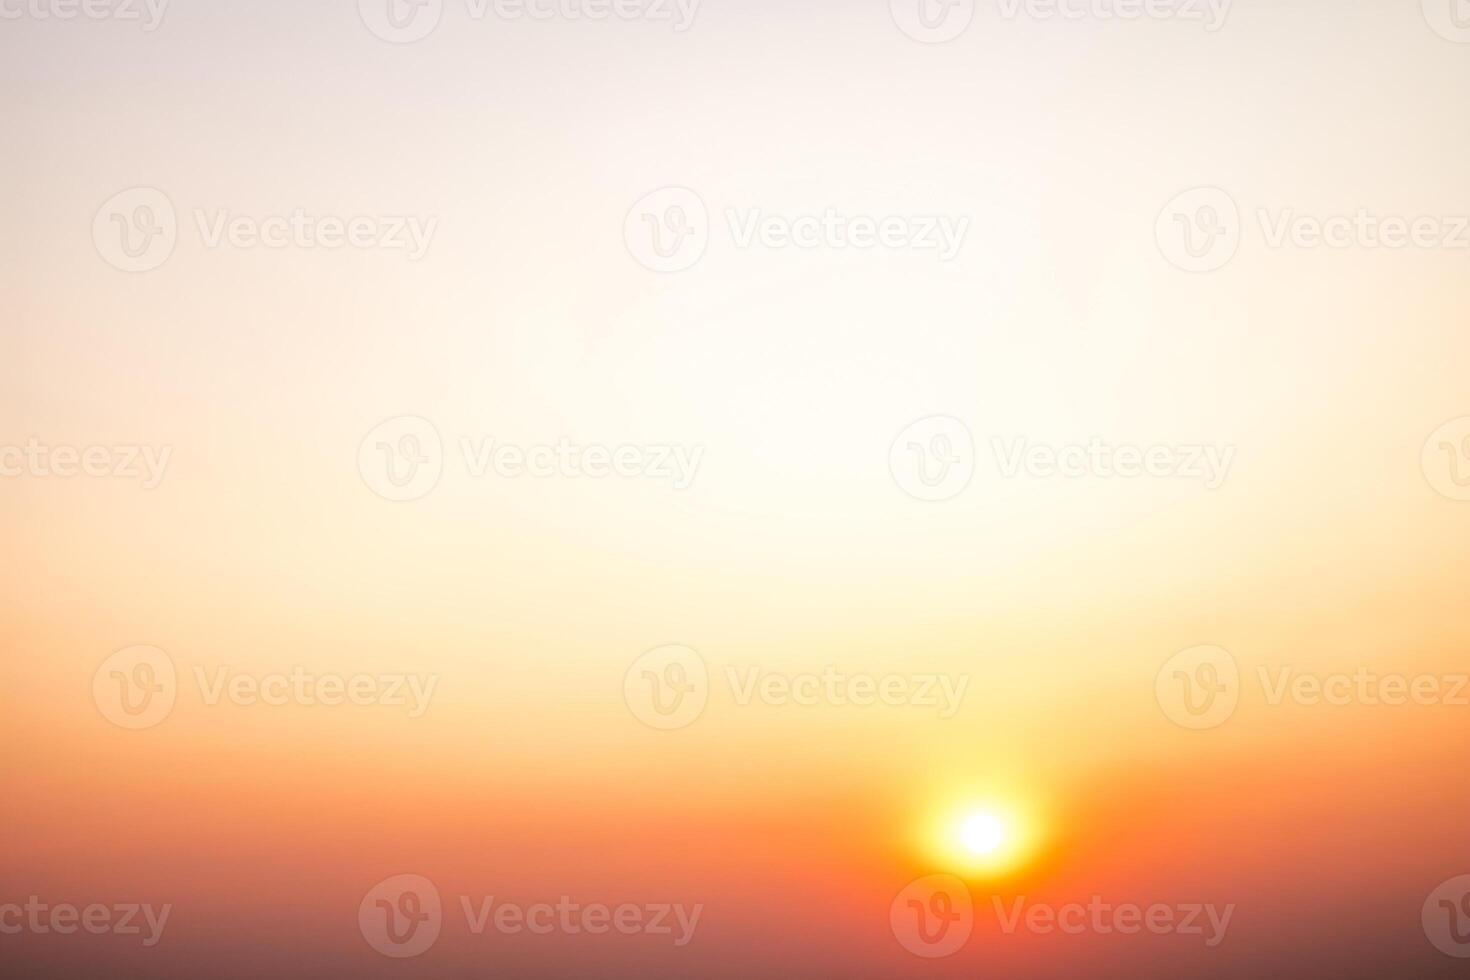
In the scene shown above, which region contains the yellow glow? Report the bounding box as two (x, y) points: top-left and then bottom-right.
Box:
(961, 811), (1007, 855)
(919, 793), (1046, 880)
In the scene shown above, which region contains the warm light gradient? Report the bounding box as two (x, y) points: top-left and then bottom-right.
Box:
(4, 1), (1470, 977)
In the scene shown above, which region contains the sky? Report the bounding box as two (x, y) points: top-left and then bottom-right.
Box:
(3, 0), (1470, 976)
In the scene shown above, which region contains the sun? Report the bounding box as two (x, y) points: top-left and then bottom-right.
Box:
(960, 810), (1007, 856)
(918, 795), (1044, 879)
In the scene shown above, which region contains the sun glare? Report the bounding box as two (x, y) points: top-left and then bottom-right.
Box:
(919, 794), (1045, 879)
(961, 811), (1007, 856)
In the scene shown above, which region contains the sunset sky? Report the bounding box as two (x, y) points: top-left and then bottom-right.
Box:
(4, 0), (1470, 976)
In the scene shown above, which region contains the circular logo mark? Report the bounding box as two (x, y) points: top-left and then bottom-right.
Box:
(624, 645), (708, 731)
(624, 187), (709, 273)
(1422, 0), (1470, 43)
(1424, 875), (1470, 957)
(890, 0), (975, 43)
(93, 187), (177, 273)
(1155, 187), (1240, 273)
(358, 416), (443, 502)
(1422, 416), (1470, 502)
(1156, 644), (1239, 730)
(93, 645), (177, 730)
(890, 874), (973, 958)
(359, 874), (442, 958)
(889, 416), (975, 503)
(358, 0), (443, 43)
